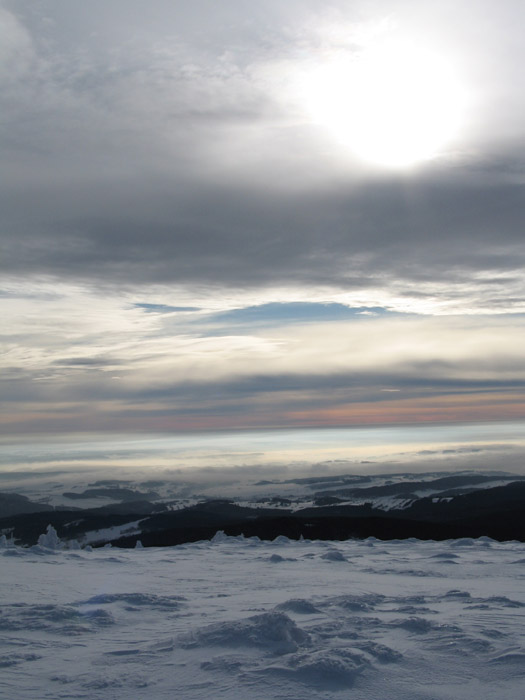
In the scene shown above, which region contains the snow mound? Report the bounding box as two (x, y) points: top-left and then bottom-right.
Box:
(321, 549), (346, 561)
(266, 648), (368, 688)
(268, 553), (285, 562)
(442, 589), (472, 599)
(0, 603), (114, 635)
(200, 654), (250, 672)
(390, 604), (437, 614)
(0, 653), (42, 668)
(181, 611), (310, 655)
(80, 592), (185, 610)
(276, 599), (321, 614)
(450, 538), (476, 547)
(327, 593), (384, 612)
(389, 616), (435, 634)
(356, 640), (403, 663)
(484, 595), (525, 608)
(82, 677), (125, 690)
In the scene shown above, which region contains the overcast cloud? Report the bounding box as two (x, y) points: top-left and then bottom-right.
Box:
(1, 0), (525, 436)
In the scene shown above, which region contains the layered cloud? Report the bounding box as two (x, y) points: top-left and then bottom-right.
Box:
(1, 1), (525, 434)
(2, 283), (525, 432)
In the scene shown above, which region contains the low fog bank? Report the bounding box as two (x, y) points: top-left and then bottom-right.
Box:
(0, 439), (524, 511)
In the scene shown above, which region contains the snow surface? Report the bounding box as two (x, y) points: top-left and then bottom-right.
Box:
(2, 534), (525, 699)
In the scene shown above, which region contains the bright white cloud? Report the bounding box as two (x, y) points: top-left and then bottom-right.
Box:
(3, 282), (525, 394)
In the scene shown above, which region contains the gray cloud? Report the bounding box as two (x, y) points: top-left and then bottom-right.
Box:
(2, 179), (525, 303)
(2, 1), (525, 436)
(1, 0), (525, 307)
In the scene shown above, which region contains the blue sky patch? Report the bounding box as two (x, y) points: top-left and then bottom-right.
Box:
(135, 303), (201, 314)
(204, 302), (392, 326)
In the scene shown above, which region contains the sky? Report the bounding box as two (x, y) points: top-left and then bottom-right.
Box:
(2, 0), (525, 444)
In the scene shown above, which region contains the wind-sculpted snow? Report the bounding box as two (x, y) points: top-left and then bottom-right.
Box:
(275, 598), (321, 614)
(0, 652), (43, 670)
(79, 592), (186, 610)
(260, 647), (369, 688)
(321, 547), (347, 561)
(180, 611), (310, 655)
(0, 603), (115, 635)
(1, 535), (525, 699)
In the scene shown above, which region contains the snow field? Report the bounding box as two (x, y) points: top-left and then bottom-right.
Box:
(1, 534), (525, 699)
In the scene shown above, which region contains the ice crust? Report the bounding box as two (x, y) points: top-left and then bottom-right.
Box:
(1, 533), (525, 699)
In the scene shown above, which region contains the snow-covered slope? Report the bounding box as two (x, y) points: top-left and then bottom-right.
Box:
(4, 469), (523, 514)
(2, 534), (524, 699)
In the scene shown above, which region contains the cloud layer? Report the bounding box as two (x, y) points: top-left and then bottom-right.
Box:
(2, 1), (525, 435)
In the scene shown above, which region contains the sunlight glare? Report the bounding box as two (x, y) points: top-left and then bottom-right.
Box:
(301, 41), (467, 168)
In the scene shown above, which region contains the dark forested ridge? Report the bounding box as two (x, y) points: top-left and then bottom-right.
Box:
(1, 475), (525, 547)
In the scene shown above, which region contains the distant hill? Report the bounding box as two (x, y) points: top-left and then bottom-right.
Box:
(1, 472), (524, 547)
(0, 492), (55, 517)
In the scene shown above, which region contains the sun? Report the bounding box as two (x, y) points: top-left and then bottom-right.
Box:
(300, 40), (467, 169)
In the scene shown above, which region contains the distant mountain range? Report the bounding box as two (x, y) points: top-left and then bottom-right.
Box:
(1, 471), (524, 546)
